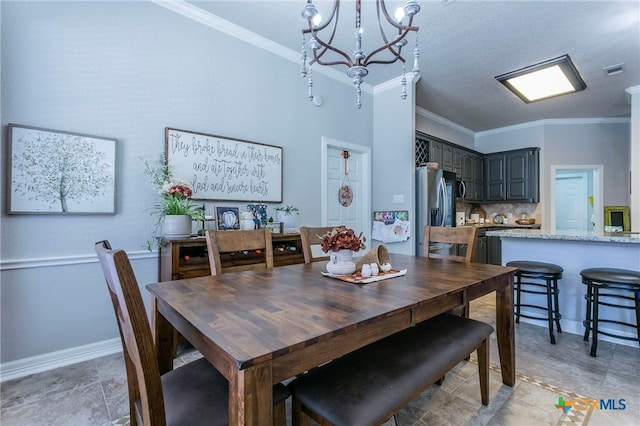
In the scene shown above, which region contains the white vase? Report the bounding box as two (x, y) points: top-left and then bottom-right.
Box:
(276, 211), (296, 230)
(326, 249), (356, 275)
(163, 215), (192, 239)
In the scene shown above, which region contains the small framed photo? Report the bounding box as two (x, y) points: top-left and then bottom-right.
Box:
(215, 207), (240, 230)
(247, 203), (268, 227)
(7, 124), (117, 214)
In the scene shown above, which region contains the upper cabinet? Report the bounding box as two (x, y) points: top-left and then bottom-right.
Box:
(484, 148), (540, 203)
(416, 132), (539, 204)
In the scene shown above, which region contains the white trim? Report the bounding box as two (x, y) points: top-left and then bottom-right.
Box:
(150, 0), (374, 94)
(518, 315), (638, 349)
(320, 137), (372, 246)
(625, 85), (640, 95)
(0, 338), (122, 383)
(0, 250), (157, 271)
(415, 106), (476, 136)
(476, 117), (631, 137)
(549, 165), (604, 233)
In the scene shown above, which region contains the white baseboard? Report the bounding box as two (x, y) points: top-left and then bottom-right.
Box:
(518, 316), (638, 348)
(0, 338), (122, 383)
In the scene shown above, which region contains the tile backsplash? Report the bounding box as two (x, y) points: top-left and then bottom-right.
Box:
(456, 202), (541, 224)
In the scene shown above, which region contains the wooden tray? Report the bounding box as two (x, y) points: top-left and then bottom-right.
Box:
(321, 269), (407, 284)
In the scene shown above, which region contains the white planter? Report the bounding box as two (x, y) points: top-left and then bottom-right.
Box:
(326, 249), (356, 275)
(276, 211), (296, 230)
(163, 215), (192, 239)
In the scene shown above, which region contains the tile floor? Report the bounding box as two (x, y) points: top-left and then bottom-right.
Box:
(1, 294), (638, 425)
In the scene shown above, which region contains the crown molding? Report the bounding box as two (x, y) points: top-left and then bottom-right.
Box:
(415, 106), (475, 136)
(625, 85), (640, 95)
(476, 117), (631, 137)
(150, 0), (373, 94)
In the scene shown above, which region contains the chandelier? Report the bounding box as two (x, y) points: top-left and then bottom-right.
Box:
(300, 0), (421, 108)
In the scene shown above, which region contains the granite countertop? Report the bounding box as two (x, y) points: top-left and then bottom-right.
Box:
(461, 223), (541, 229)
(485, 228), (640, 244)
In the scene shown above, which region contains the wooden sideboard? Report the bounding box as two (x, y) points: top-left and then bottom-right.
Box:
(159, 232), (304, 281)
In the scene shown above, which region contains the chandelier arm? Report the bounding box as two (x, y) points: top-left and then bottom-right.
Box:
(304, 0), (354, 68)
(363, 27), (417, 67)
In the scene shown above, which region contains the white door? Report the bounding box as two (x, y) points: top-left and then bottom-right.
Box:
(555, 173), (588, 231)
(322, 138), (372, 245)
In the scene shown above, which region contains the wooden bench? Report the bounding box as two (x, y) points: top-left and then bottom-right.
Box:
(288, 313), (493, 425)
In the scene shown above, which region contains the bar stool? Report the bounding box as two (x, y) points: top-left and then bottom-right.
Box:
(581, 268), (640, 357)
(506, 260), (563, 344)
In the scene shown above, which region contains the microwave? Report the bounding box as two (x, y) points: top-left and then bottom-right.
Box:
(456, 179), (467, 199)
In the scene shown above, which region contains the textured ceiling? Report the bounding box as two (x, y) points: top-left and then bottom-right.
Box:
(182, 1), (640, 132)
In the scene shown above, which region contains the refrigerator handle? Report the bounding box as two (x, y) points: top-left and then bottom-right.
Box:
(440, 177), (447, 227)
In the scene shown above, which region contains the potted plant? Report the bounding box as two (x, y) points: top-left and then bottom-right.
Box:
(143, 154), (204, 248)
(319, 226), (366, 275)
(275, 205), (299, 230)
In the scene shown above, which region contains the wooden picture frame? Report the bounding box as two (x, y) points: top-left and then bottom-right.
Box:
(604, 206), (630, 231)
(215, 206), (240, 230)
(7, 124), (116, 214)
(165, 128), (283, 202)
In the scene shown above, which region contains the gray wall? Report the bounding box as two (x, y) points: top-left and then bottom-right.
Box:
(476, 120), (630, 226)
(0, 1), (373, 363)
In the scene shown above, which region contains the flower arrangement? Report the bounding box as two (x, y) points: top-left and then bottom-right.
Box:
(142, 154), (204, 249)
(320, 226), (366, 253)
(142, 154), (203, 219)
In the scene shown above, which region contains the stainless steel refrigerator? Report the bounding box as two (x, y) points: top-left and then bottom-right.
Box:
(415, 166), (457, 256)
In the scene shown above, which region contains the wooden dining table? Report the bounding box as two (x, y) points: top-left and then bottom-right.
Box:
(147, 253), (516, 425)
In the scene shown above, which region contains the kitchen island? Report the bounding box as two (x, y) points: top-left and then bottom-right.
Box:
(485, 228), (640, 347)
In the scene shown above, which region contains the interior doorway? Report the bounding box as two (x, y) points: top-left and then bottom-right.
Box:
(551, 165), (603, 232)
(321, 137), (372, 245)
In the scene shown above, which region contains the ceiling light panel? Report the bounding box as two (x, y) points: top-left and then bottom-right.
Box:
(495, 55), (586, 103)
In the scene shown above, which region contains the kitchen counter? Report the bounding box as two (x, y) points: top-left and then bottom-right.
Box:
(486, 228), (640, 348)
(485, 228), (640, 244)
(462, 223), (541, 229)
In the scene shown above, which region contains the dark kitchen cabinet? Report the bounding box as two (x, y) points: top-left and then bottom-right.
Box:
(487, 236), (502, 265)
(485, 153), (506, 201)
(484, 148), (540, 203)
(473, 155), (484, 201)
(452, 147), (463, 176)
(429, 140), (443, 168)
(463, 151), (485, 202)
(474, 235), (488, 263)
(442, 144), (454, 172)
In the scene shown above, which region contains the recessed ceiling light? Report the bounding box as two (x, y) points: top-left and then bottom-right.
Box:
(495, 54), (587, 103)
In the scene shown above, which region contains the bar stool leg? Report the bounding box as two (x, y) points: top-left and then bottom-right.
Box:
(635, 291), (640, 346)
(546, 278), (556, 344)
(553, 278), (562, 334)
(590, 287), (600, 357)
(515, 273), (522, 324)
(583, 284), (592, 342)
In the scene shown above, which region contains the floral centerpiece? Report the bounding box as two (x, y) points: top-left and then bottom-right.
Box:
(320, 226), (366, 253)
(320, 226), (366, 275)
(143, 154), (204, 248)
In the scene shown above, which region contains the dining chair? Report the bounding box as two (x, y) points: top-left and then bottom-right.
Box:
(205, 228), (274, 275)
(299, 226), (337, 263)
(421, 225), (478, 262)
(422, 225), (478, 319)
(94, 240), (289, 425)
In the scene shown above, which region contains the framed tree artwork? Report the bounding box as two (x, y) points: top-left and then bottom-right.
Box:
(7, 124), (117, 214)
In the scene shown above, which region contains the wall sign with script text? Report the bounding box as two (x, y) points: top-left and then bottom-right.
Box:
(165, 128), (283, 202)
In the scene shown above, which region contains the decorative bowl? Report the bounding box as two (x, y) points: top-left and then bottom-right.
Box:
(515, 218), (536, 225)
